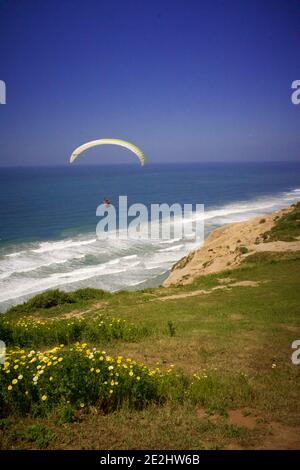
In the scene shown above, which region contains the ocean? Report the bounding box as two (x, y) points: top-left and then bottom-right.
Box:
(0, 161), (300, 311)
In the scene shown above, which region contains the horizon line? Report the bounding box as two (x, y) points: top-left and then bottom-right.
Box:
(0, 160), (300, 169)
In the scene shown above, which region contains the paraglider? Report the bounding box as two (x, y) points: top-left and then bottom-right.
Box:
(103, 197), (111, 208)
(69, 138), (145, 166)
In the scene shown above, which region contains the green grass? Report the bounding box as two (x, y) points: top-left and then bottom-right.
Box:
(20, 424), (57, 449)
(0, 314), (151, 349)
(0, 402), (263, 450)
(262, 201), (300, 242)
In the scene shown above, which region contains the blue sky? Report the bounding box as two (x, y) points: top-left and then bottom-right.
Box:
(0, 0), (299, 166)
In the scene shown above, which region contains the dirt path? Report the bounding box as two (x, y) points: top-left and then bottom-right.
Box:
(157, 280), (260, 301)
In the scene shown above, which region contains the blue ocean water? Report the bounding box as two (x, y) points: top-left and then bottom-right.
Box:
(0, 161), (300, 311)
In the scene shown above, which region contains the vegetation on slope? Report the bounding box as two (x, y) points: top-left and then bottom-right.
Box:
(262, 201), (300, 242)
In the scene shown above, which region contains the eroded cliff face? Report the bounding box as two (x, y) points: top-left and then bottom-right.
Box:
(163, 205), (299, 287)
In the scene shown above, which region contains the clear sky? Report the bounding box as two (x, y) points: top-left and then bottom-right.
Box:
(0, 0), (299, 166)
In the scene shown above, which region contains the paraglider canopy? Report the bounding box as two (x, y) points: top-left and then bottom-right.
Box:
(69, 138), (145, 166)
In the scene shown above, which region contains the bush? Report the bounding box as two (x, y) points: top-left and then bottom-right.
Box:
(7, 290), (75, 316)
(6, 288), (111, 317)
(72, 288), (109, 302)
(0, 344), (179, 416)
(27, 290), (75, 309)
(238, 246), (249, 255)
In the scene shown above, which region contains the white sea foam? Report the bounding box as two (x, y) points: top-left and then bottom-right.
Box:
(158, 244), (184, 252)
(144, 264), (165, 270)
(158, 238), (182, 244)
(0, 259), (141, 303)
(0, 253), (86, 280)
(32, 238), (97, 253)
(126, 279), (149, 286)
(5, 250), (27, 258)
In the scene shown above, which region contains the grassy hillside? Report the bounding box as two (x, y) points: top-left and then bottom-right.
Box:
(262, 201), (300, 242)
(1, 205), (300, 450)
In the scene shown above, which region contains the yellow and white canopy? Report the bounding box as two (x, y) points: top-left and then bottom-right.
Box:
(70, 138), (145, 166)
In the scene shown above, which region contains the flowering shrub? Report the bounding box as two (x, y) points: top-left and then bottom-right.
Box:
(0, 343), (179, 416)
(0, 315), (150, 348)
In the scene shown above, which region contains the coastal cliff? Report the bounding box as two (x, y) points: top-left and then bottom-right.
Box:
(164, 202), (300, 287)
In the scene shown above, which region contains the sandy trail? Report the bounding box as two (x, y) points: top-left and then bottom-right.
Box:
(157, 280), (260, 301)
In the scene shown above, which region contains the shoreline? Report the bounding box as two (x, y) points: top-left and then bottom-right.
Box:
(1, 195), (300, 311)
